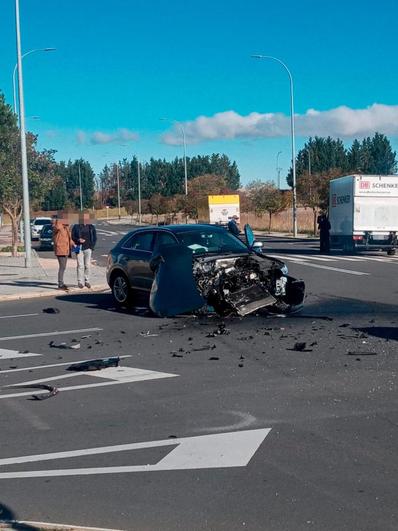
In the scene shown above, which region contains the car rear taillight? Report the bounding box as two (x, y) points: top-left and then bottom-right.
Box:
(353, 235), (363, 241)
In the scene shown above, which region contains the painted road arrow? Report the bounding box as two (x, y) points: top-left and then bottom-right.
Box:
(0, 428), (271, 479)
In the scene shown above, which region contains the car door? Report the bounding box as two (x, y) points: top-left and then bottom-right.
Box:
(121, 231), (156, 291)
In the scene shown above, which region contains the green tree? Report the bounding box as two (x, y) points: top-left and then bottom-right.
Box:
(0, 93), (55, 254)
(247, 181), (286, 231)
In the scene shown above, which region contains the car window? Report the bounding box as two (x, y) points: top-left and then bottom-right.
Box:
(175, 228), (248, 255)
(124, 232), (154, 252)
(156, 232), (178, 247)
(34, 218), (51, 225)
(41, 226), (53, 237)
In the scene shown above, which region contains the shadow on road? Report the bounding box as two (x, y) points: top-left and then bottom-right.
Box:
(355, 327), (398, 341)
(0, 503), (39, 530)
(55, 292), (158, 318)
(303, 297), (398, 318)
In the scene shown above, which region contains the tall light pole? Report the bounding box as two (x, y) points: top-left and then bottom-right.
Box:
(276, 150), (282, 189)
(137, 160), (142, 224)
(13, 47), (56, 116)
(160, 118), (188, 195)
(15, 0), (31, 267)
(116, 164), (121, 219)
(78, 163), (83, 211)
(252, 54), (298, 237)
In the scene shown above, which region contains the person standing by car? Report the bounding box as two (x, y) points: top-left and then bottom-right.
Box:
(72, 212), (97, 289)
(228, 215), (240, 236)
(52, 214), (72, 290)
(317, 212), (331, 253)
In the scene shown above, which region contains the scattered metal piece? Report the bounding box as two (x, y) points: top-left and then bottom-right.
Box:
(69, 343), (81, 350)
(42, 307), (60, 314)
(347, 351), (377, 356)
(140, 331), (159, 337)
(67, 357), (120, 371)
(14, 384), (59, 400)
(339, 323), (350, 328)
(206, 322), (231, 337)
(293, 342), (307, 351)
(192, 345), (217, 352)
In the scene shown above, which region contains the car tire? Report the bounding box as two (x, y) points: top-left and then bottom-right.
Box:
(111, 272), (133, 307)
(387, 249), (396, 256)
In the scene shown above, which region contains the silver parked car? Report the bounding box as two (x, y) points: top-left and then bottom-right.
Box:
(30, 217), (52, 240)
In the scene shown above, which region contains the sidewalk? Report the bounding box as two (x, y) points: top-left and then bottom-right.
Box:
(0, 250), (108, 302)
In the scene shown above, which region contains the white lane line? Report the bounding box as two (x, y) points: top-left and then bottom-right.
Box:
(0, 349), (41, 360)
(270, 255), (369, 275)
(0, 313), (39, 320)
(0, 328), (102, 342)
(0, 366), (177, 399)
(0, 428), (270, 478)
(0, 355), (132, 374)
(6, 373), (83, 387)
(293, 262), (369, 275)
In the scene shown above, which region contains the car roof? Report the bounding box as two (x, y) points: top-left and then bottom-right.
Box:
(126, 224), (227, 234)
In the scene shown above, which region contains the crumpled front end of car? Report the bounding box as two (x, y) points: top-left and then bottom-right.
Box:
(193, 254), (304, 316)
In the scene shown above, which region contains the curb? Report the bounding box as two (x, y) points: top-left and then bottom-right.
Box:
(0, 521), (122, 531)
(0, 284), (110, 303)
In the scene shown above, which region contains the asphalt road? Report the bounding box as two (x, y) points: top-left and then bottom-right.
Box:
(3, 224), (398, 530)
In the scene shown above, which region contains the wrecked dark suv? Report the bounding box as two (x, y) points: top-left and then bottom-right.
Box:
(106, 224), (305, 317)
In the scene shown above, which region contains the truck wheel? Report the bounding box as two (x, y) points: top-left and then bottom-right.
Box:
(387, 249), (396, 256)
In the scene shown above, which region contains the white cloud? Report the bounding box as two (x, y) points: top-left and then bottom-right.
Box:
(162, 104), (398, 145)
(76, 128), (139, 145)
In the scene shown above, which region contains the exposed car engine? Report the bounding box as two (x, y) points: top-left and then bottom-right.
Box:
(193, 254), (287, 316)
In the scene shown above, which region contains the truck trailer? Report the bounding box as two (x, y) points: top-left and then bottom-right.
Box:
(329, 175), (398, 254)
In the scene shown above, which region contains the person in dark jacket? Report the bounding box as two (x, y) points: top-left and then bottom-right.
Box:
(317, 212), (331, 253)
(228, 215), (240, 236)
(71, 212), (97, 288)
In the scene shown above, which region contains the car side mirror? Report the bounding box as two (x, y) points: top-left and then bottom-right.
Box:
(252, 241), (263, 252)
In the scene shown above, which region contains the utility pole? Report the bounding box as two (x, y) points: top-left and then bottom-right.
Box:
(116, 164), (121, 219)
(15, 0), (31, 267)
(78, 163), (83, 211)
(276, 151), (282, 189)
(137, 160), (142, 224)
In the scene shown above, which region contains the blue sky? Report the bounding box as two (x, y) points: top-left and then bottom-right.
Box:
(1, 0), (397, 186)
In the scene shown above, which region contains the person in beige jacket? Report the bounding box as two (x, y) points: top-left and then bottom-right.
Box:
(52, 215), (72, 290)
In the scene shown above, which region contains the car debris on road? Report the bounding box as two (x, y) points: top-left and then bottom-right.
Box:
(67, 356), (120, 371)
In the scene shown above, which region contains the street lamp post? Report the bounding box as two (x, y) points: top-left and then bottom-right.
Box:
(276, 150), (282, 189)
(116, 164), (121, 219)
(137, 160), (142, 224)
(12, 47), (56, 116)
(160, 118), (188, 195)
(78, 163), (83, 211)
(252, 54), (298, 237)
(15, 0), (31, 267)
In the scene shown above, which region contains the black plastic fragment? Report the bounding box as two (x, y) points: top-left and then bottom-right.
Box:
(67, 357), (120, 371)
(42, 307), (60, 314)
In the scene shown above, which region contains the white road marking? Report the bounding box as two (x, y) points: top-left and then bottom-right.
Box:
(0, 328), (102, 342)
(0, 366), (178, 399)
(0, 428), (271, 478)
(0, 355), (132, 374)
(0, 349), (41, 360)
(96, 229), (119, 236)
(15, 523), (120, 531)
(0, 313), (39, 320)
(269, 255), (369, 275)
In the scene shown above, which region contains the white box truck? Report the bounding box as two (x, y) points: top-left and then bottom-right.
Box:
(329, 175), (398, 254)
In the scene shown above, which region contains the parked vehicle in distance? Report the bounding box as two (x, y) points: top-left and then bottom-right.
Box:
(39, 224), (54, 250)
(31, 217), (52, 240)
(106, 224), (305, 317)
(329, 175), (398, 254)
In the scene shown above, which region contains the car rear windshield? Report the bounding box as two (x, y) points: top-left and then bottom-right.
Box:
(175, 228), (248, 255)
(41, 226), (53, 237)
(34, 219), (51, 225)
